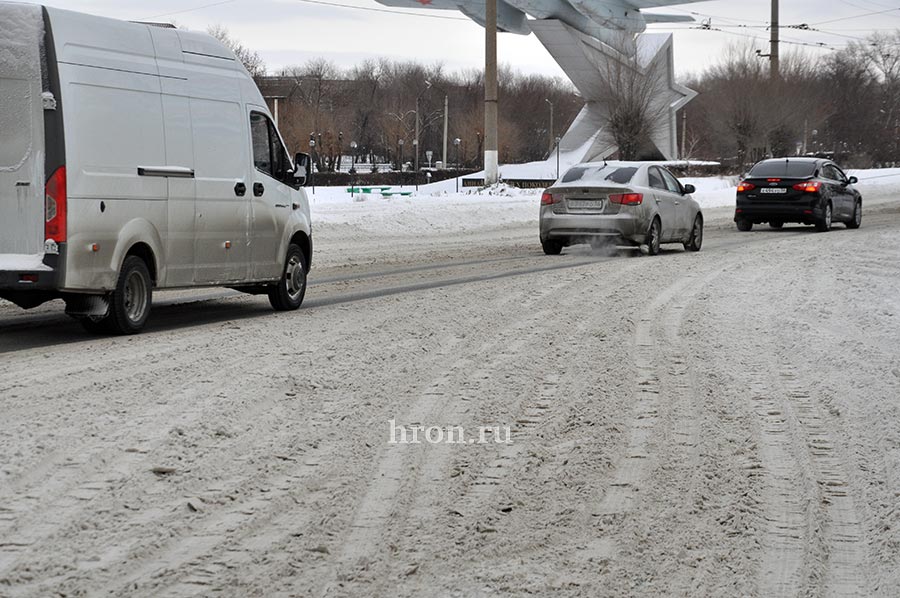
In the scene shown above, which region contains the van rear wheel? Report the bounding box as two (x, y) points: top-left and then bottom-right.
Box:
(91, 256), (152, 335)
(269, 244), (307, 311)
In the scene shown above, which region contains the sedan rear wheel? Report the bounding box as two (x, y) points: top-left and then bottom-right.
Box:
(541, 239), (564, 255)
(646, 218), (661, 256)
(684, 215), (703, 252)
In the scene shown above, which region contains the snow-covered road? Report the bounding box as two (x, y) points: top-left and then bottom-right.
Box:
(1, 184), (899, 597)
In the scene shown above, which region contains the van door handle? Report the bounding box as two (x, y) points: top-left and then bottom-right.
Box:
(253, 183), (265, 197)
(234, 182), (247, 197)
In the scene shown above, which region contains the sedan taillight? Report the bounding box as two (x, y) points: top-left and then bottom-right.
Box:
(737, 181), (756, 193)
(609, 193), (643, 206)
(541, 192), (560, 205)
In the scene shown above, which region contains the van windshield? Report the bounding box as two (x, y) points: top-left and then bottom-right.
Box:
(561, 165), (637, 185)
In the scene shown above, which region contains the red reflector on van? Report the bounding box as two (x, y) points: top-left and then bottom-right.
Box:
(45, 167), (67, 243)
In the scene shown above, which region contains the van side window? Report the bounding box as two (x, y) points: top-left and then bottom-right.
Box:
(251, 111), (293, 182)
(267, 119), (291, 182)
(251, 112), (272, 177)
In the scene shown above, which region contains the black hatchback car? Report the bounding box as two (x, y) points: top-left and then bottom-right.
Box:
(734, 158), (862, 232)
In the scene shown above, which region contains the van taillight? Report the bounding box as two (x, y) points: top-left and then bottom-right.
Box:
(541, 192), (559, 205)
(45, 167), (67, 243)
(609, 193), (643, 206)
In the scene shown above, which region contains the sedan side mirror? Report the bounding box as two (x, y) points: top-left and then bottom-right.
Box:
(682, 184), (696, 195)
(847, 176), (858, 185)
(294, 152), (311, 187)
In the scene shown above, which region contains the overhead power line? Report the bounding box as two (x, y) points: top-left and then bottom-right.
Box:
(141, 0), (241, 21)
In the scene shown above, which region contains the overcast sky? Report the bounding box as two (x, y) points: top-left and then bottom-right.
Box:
(16, 0), (900, 79)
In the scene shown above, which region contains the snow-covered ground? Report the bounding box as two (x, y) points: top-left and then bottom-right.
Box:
(307, 166), (900, 236)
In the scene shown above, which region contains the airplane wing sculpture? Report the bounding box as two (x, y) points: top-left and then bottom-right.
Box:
(375, 0), (703, 162)
(376, 0), (704, 43)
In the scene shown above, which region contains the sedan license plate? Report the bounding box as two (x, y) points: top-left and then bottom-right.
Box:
(571, 199), (604, 209)
(759, 187), (788, 194)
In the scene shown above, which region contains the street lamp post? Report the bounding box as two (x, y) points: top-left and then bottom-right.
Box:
(555, 136), (561, 180)
(398, 139), (404, 188)
(309, 133), (316, 195)
(453, 137), (461, 193)
(475, 131), (482, 170)
(545, 98), (554, 155)
(414, 82), (433, 192)
(349, 140), (358, 197)
(413, 138), (419, 191)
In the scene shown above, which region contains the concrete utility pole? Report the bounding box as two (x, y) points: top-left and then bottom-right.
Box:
(770, 0), (780, 78)
(484, 0), (499, 185)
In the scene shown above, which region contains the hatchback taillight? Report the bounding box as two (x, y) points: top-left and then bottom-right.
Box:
(737, 181), (756, 193)
(793, 181), (822, 193)
(609, 193), (643, 206)
(45, 167), (67, 243)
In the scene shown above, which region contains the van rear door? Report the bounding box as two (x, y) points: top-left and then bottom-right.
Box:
(0, 4), (46, 256)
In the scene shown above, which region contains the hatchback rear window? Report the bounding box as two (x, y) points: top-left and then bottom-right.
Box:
(561, 166), (637, 184)
(749, 161), (818, 178)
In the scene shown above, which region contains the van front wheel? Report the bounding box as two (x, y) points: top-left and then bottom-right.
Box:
(269, 244), (307, 311)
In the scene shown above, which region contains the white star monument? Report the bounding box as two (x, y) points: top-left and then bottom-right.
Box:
(374, 0), (702, 162)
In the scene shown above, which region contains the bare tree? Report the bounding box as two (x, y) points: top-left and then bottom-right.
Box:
(594, 33), (668, 160)
(207, 25), (266, 80)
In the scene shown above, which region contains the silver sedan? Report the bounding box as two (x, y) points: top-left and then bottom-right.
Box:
(539, 162), (704, 255)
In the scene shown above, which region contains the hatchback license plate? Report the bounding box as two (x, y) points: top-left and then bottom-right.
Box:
(759, 188), (788, 194)
(571, 199), (604, 209)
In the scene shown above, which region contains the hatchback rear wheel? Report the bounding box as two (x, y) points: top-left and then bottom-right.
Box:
(815, 202), (833, 232)
(736, 219), (753, 232)
(846, 200), (862, 229)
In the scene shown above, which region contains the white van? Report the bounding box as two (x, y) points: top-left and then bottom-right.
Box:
(0, 3), (314, 334)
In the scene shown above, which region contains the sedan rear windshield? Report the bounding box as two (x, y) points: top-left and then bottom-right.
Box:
(561, 166), (637, 185)
(749, 161), (818, 178)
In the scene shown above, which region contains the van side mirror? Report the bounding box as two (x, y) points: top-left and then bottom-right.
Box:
(848, 176), (858, 185)
(294, 153), (311, 187)
(682, 183), (696, 195)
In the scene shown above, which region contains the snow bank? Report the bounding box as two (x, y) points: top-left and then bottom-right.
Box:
(0, 254), (51, 272)
(308, 166), (900, 237)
